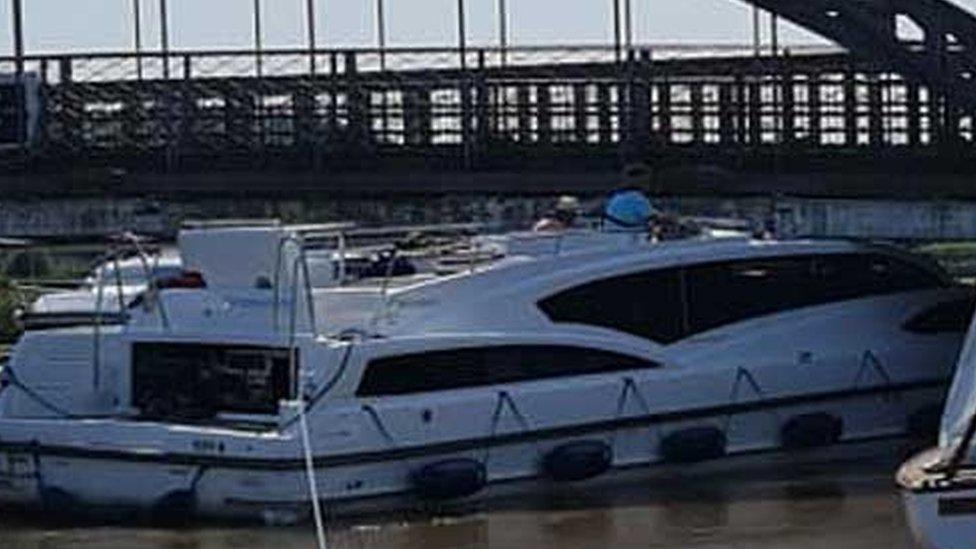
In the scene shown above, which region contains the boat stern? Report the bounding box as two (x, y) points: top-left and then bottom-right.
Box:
(898, 447), (976, 549)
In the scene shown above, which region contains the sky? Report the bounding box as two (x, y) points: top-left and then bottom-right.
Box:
(0, 0), (975, 55)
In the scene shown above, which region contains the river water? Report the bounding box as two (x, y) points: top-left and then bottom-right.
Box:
(0, 439), (923, 549)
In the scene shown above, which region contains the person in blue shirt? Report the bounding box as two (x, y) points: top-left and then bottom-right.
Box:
(603, 188), (658, 231)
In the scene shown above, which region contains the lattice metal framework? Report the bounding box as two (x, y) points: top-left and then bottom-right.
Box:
(748, 0), (976, 108)
(0, 44), (974, 177)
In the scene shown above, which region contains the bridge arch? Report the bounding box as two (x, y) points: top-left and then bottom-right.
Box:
(741, 0), (976, 107)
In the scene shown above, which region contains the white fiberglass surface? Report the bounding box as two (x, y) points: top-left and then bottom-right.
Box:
(940, 308), (976, 456)
(31, 289), (127, 313)
(88, 255), (182, 286)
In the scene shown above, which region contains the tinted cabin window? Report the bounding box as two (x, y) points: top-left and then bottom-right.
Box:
(816, 254), (943, 301)
(685, 257), (820, 334)
(356, 345), (658, 397)
(540, 253), (944, 344)
(904, 297), (976, 334)
(537, 269), (685, 344)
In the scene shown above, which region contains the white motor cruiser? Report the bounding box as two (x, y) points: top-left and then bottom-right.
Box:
(899, 299), (976, 549)
(22, 250), (184, 330)
(0, 221), (970, 523)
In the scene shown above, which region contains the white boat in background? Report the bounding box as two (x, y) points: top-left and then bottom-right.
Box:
(16, 220), (471, 331)
(899, 303), (976, 549)
(17, 214), (748, 332)
(0, 220), (969, 523)
(22, 251), (184, 330)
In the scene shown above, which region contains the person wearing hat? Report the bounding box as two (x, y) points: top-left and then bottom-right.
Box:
(533, 195), (581, 232)
(602, 188), (701, 240)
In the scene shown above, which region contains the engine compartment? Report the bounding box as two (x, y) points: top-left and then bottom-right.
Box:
(131, 342), (295, 421)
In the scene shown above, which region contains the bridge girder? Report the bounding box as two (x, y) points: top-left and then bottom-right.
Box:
(745, 0), (976, 108)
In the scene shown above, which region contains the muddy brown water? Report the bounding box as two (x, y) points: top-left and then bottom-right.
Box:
(0, 439), (923, 549)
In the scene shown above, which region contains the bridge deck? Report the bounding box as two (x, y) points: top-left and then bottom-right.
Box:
(1, 47), (975, 197)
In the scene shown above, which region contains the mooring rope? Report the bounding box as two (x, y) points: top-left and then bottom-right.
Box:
(297, 398), (327, 549)
(287, 250), (328, 549)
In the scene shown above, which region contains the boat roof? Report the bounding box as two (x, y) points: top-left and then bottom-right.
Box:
(389, 236), (942, 299)
(364, 236), (948, 338)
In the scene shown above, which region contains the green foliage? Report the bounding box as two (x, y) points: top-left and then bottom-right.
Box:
(0, 276), (25, 343)
(917, 242), (976, 258)
(915, 242), (976, 279)
(4, 250), (52, 279)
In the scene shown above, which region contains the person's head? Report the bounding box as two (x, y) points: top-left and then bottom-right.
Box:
(553, 195), (580, 224)
(622, 163), (653, 191)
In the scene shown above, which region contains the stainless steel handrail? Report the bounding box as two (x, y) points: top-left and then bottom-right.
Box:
(91, 248), (127, 391)
(118, 232), (171, 331)
(272, 221), (490, 333)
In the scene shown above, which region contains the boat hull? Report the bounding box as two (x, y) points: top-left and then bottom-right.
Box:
(903, 487), (976, 549)
(0, 381), (947, 523)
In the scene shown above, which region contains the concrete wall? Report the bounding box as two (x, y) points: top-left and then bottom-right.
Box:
(0, 196), (554, 239)
(2, 195), (976, 242)
(773, 199), (976, 241)
(0, 199), (170, 239)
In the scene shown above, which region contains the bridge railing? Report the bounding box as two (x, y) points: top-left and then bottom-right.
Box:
(0, 43), (841, 83)
(0, 43), (972, 176)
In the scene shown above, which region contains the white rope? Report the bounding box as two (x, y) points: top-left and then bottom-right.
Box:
(288, 249), (328, 549)
(299, 399), (327, 549)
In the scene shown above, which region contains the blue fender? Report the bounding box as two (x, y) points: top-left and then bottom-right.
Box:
(781, 413), (843, 450)
(542, 440), (613, 482)
(660, 426), (727, 463)
(151, 489), (197, 520)
(411, 458), (487, 501)
(40, 486), (82, 515)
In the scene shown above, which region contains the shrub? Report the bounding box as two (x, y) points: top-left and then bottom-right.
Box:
(0, 276), (25, 343)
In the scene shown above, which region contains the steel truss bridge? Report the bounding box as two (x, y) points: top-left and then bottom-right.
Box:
(0, 0), (976, 196)
(4, 0), (976, 197)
